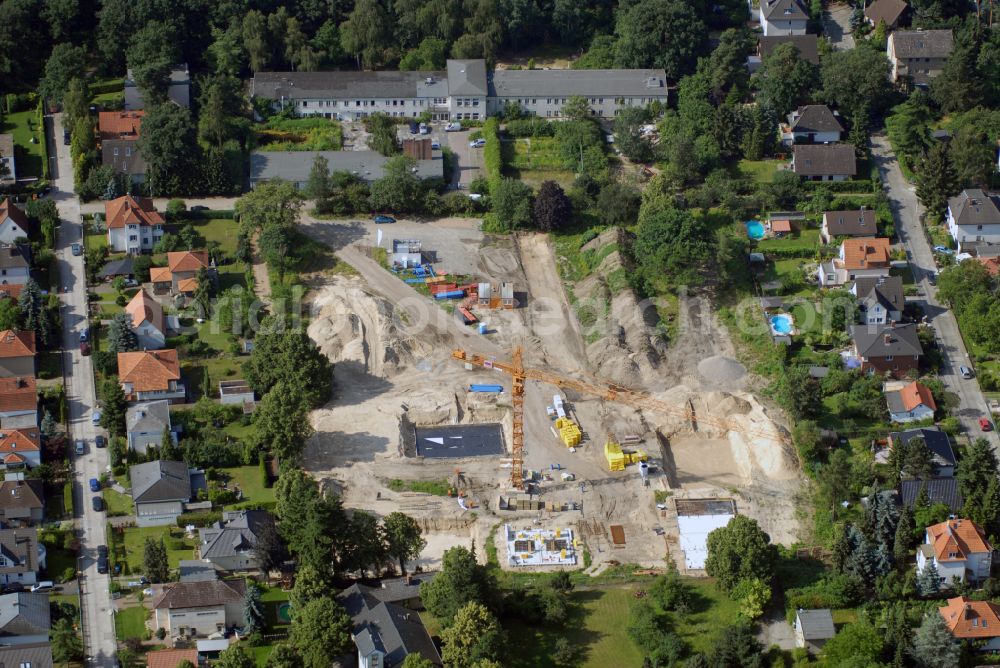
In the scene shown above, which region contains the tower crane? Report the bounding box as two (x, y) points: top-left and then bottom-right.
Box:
(452, 347), (787, 490)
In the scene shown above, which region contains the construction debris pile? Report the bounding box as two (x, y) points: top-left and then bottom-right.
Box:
(505, 524), (577, 567)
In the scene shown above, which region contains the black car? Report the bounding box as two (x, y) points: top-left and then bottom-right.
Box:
(1, 582), (24, 593)
(97, 545), (108, 558)
(95, 435), (106, 448)
(92, 496), (104, 512)
(409, 121), (419, 134)
(97, 555), (108, 574)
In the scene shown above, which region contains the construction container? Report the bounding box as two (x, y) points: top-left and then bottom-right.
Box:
(434, 290), (465, 299)
(478, 323), (488, 335)
(458, 307), (477, 324)
(469, 384), (504, 393)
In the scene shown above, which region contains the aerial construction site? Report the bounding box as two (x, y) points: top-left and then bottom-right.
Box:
(302, 217), (802, 574)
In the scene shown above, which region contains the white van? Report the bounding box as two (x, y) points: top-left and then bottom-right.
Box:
(31, 581), (54, 592)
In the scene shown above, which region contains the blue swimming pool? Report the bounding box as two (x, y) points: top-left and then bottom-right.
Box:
(770, 314), (793, 335)
(746, 220), (766, 240)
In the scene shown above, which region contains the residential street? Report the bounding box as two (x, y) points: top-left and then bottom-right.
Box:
(871, 133), (999, 449)
(46, 113), (118, 668)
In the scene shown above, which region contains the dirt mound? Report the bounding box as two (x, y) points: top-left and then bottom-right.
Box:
(698, 356), (747, 385)
(308, 278), (430, 377)
(580, 227), (627, 254)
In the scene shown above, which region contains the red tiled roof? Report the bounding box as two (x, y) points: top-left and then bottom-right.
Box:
(841, 237), (891, 270)
(900, 381), (936, 412)
(0, 198), (29, 236)
(0, 284), (23, 300)
(0, 376), (36, 412)
(0, 330), (35, 358)
(167, 250), (208, 273)
(149, 267), (172, 283)
(125, 290), (165, 336)
(146, 648), (199, 668)
(0, 428), (40, 455)
(105, 196), (164, 229)
(176, 278), (198, 293)
(117, 350), (180, 393)
(940, 597), (1000, 639)
(771, 220), (792, 233)
(927, 518), (992, 562)
(98, 111), (144, 141)
(977, 257), (1000, 276)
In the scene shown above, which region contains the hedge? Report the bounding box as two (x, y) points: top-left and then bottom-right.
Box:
(37, 98), (49, 179)
(89, 79), (124, 96)
(482, 118), (503, 193)
(175, 511), (222, 527)
(176, 209), (236, 220)
(505, 118), (555, 138)
(802, 178), (880, 194)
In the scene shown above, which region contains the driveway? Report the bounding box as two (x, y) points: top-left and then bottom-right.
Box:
(445, 129), (483, 189)
(824, 2), (856, 51)
(871, 134), (999, 449)
(47, 112), (118, 667)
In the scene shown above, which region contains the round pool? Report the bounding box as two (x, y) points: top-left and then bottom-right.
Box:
(770, 314), (793, 335)
(745, 220), (766, 240)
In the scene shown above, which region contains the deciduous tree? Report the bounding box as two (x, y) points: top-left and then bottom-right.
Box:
(215, 643), (255, 668)
(532, 181), (571, 232)
(441, 602), (505, 668)
(244, 328), (332, 407)
(421, 546), (500, 626)
(752, 43), (819, 116)
(290, 596), (352, 668)
(40, 43), (86, 106)
(915, 141), (959, 220)
(614, 0), (707, 81)
(704, 516), (776, 593)
(383, 511), (426, 575)
(251, 380), (314, 463)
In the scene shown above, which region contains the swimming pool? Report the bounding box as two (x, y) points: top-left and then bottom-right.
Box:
(746, 220), (766, 240)
(770, 314), (793, 335)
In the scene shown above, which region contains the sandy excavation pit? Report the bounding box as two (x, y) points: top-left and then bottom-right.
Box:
(300, 228), (803, 570)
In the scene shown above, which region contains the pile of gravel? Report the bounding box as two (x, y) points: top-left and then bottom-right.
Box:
(698, 356), (747, 384)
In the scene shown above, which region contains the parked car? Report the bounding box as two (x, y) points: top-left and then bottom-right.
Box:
(97, 555), (108, 574)
(981, 417), (994, 431)
(373, 215), (396, 224)
(191, 205), (209, 211)
(63, 129), (71, 145)
(70, 243), (82, 256)
(960, 365), (974, 379)
(469, 138), (487, 148)
(91, 410), (101, 425)
(97, 545), (108, 559)
(30, 581), (54, 593)
(933, 245), (954, 254)
(79, 328), (89, 343)
(79, 341), (91, 356)
(445, 122), (462, 132)
(95, 435), (106, 448)
(2, 582), (25, 593)
(92, 496), (104, 512)
(89, 478), (100, 492)
(419, 123), (430, 134)
(431, 140), (441, 150)
(75, 440), (85, 456)
(408, 121), (419, 134)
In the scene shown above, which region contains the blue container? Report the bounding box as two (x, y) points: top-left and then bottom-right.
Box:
(435, 290), (464, 299)
(469, 384), (504, 393)
(478, 323), (488, 335)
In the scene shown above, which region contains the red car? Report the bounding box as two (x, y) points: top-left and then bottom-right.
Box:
(79, 341), (91, 356)
(980, 417), (993, 431)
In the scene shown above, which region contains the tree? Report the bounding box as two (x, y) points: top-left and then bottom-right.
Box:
(143, 536), (169, 583)
(421, 546), (500, 626)
(441, 602), (505, 668)
(266, 644), (303, 668)
(40, 43), (86, 106)
(614, 106), (653, 162)
(290, 596), (352, 668)
(197, 75), (243, 147)
(823, 620), (884, 666)
(235, 180), (302, 278)
(821, 44), (894, 118)
(215, 643), (255, 668)
(401, 655), (436, 668)
(533, 181), (572, 232)
(633, 208), (714, 290)
(893, 505), (915, 564)
(252, 514), (287, 575)
(243, 581), (264, 633)
(0, 297), (20, 331)
(704, 623), (764, 668)
(614, 0), (708, 81)
(252, 381), (314, 463)
(304, 154), (333, 201)
(752, 42), (819, 116)
(930, 27), (985, 114)
(369, 155), (423, 213)
(107, 311), (139, 353)
(490, 178), (534, 231)
(365, 113), (400, 157)
(400, 37), (448, 71)
(289, 564), (334, 612)
(704, 516), (776, 593)
(341, 0), (393, 69)
(99, 378), (128, 437)
(41, 409), (58, 438)
(957, 438), (998, 504)
(138, 104), (202, 196)
(244, 328), (333, 408)
(18, 279), (49, 346)
(51, 617), (83, 662)
(383, 512), (426, 575)
(126, 20), (182, 106)
(774, 365), (822, 421)
(597, 183), (641, 227)
(916, 560), (943, 596)
(732, 577), (771, 620)
(915, 141), (959, 220)
(950, 125), (996, 188)
(911, 609), (961, 668)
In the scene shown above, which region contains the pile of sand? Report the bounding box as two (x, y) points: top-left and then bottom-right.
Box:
(697, 356), (747, 385)
(308, 280), (430, 377)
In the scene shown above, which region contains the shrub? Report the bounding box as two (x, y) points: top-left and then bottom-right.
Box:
(155, 627), (166, 640)
(482, 118), (503, 192)
(175, 511), (222, 527)
(506, 118), (555, 138)
(61, 566), (76, 583)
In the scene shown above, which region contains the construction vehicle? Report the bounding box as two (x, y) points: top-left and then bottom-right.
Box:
(452, 347), (786, 490)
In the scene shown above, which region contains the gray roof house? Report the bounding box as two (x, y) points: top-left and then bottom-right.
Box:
(249, 150), (442, 190)
(152, 579), (246, 640)
(794, 609), (836, 653)
(0, 474), (44, 526)
(888, 30), (954, 85)
(125, 401), (172, 456)
(853, 275), (904, 325)
(822, 209), (878, 242)
(0, 527), (42, 587)
(97, 257), (135, 280)
(792, 144), (858, 181)
(198, 510), (274, 572)
(787, 106), (844, 145)
(865, 0), (908, 29)
(947, 189), (1000, 249)
(447, 59), (489, 96)
(0, 642), (53, 668)
(338, 584), (442, 667)
(178, 559), (226, 583)
(890, 427), (956, 477)
(757, 35), (820, 65)
(125, 65), (191, 110)
(850, 322), (923, 377)
(759, 0), (810, 37)
(900, 477), (963, 511)
(0, 592), (50, 646)
(130, 460), (193, 527)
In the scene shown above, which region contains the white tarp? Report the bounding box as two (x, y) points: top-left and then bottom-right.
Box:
(677, 513), (735, 570)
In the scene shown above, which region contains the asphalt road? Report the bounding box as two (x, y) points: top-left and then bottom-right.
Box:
(445, 128), (483, 189)
(46, 113), (118, 667)
(871, 133), (999, 449)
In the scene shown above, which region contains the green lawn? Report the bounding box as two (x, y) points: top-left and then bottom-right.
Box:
(189, 218), (239, 254)
(762, 258), (817, 298)
(756, 227), (821, 254)
(738, 158), (783, 183)
(0, 109), (45, 177)
(196, 318), (237, 351)
(115, 605), (149, 641)
(509, 137), (566, 171)
(103, 488), (134, 516)
(891, 265), (915, 286)
(257, 117), (343, 152)
(221, 465), (275, 507)
(42, 544), (78, 582)
(249, 645), (276, 667)
(224, 421), (255, 441)
(85, 231), (110, 254)
(120, 526), (197, 574)
(182, 356), (244, 401)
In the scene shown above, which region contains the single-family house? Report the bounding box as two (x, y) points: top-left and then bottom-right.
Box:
(178, 559), (226, 583)
(126, 401), (172, 455)
(0, 330), (35, 378)
(250, 150), (443, 189)
(338, 584), (443, 668)
(890, 427), (954, 476)
(759, 0), (810, 36)
(0, 245), (31, 287)
(0, 528), (42, 586)
(939, 597), (1000, 651)
(900, 477), (963, 512)
(0, 473), (44, 526)
(793, 609), (836, 653)
(853, 275), (903, 325)
(145, 648), (200, 668)
(198, 510), (274, 572)
(865, 0), (908, 29)
(0, 135), (15, 182)
(818, 237), (891, 287)
(787, 106), (844, 145)
(0, 199), (29, 246)
(887, 29), (954, 85)
(98, 257), (135, 281)
(821, 209), (878, 243)
(792, 144), (858, 181)
(0, 376), (38, 428)
(946, 189), (1000, 250)
(151, 578), (246, 640)
(149, 266), (172, 294)
(0, 592), (50, 646)
(886, 382), (937, 424)
(98, 111), (146, 183)
(356, 573), (439, 610)
(917, 518), (993, 586)
(0, 643), (54, 668)
(125, 65), (191, 111)
(0, 428), (41, 470)
(850, 322), (923, 377)
(749, 35), (820, 73)
(166, 251), (209, 293)
(105, 196), (166, 254)
(130, 460), (193, 527)
(125, 290), (166, 350)
(117, 350), (184, 403)
(218, 380), (255, 412)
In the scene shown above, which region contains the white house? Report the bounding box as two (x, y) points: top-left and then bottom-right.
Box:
(818, 238), (891, 287)
(152, 579), (246, 640)
(759, 0), (810, 36)
(786, 106), (844, 145)
(0, 199), (29, 246)
(947, 189), (1000, 250)
(939, 597), (1000, 651)
(885, 382), (937, 424)
(125, 401), (172, 455)
(794, 609), (835, 654)
(124, 290), (166, 349)
(852, 275), (903, 325)
(917, 518), (993, 587)
(0, 528), (43, 586)
(105, 195), (166, 254)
